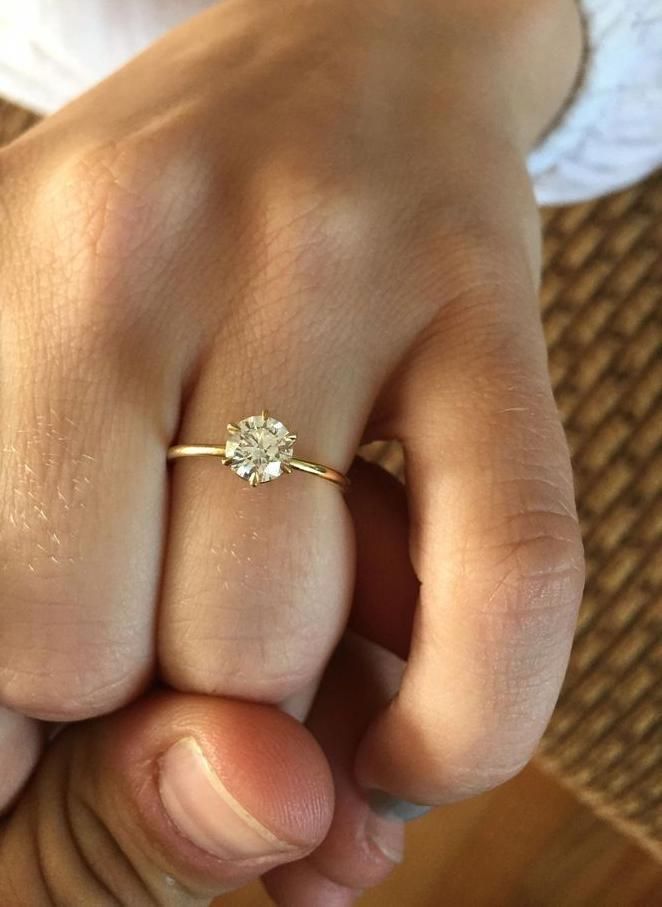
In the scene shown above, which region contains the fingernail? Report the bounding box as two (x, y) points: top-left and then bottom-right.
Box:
(368, 790), (431, 822)
(365, 812), (405, 864)
(158, 736), (296, 860)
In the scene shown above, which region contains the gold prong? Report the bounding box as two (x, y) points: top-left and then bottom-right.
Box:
(227, 422), (240, 434)
(261, 409), (269, 421)
(286, 433), (297, 443)
(282, 462), (293, 474)
(221, 456), (232, 466)
(249, 471), (259, 487)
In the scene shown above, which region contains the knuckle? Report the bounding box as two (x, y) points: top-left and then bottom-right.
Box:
(448, 216), (534, 290)
(0, 452), (153, 719)
(429, 206), (539, 312)
(410, 516), (583, 803)
(40, 140), (161, 306)
(0, 598), (144, 720)
(20, 126), (209, 340)
(467, 495), (585, 619)
(164, 608), (332, 702)
(32, 137), (151, 259)
(162, 494), (350, 701)
(408, 195), (542, 345)
(0, 662), (139, 722)
(248, 165), (375, 287)
(235, 159), (413, 352)
(438, 385), (586, 623)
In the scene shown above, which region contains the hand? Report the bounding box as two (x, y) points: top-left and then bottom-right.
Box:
(0, 0), (584, 903)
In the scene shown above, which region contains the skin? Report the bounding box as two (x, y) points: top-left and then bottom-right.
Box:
(0, 0), (585, 903)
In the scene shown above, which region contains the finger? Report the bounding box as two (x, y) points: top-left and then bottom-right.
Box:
(266, 634), (406, 905)
(265, 862), (360, 907)
(346, 457), (418, 660)
(306, 634), (406, 888)
(0, 707), (42, 812)
(161, 399), (355, 703)
(197, 430), (418, 906)
(356, 276), (585, 808)
(273, 453), (418, 724)
(158, 196), (420, 702)
(0, 164), (183, 720)
(0, 692), (333, 904)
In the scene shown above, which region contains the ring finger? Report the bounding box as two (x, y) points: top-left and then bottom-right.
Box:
(160, 312), (370, 701)
(157, 192), (429, 701)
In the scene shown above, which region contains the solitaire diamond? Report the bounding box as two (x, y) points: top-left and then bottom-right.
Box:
(224, 413), (296, 485)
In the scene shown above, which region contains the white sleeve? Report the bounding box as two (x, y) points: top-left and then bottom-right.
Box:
(0, 1), (660, 206)
(528, 0), (662, 206)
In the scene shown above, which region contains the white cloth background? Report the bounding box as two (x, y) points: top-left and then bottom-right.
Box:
(0, 0), (660, 205)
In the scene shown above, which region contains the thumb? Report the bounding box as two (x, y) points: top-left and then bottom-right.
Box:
(0, 692), (333, 905)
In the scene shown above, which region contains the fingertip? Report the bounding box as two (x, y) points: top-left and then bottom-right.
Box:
(302, 635), (406, 892)
(265, 860), (362, 907)
(87, 693), (335, 895)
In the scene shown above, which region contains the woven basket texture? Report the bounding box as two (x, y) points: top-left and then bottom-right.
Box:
(1, 99), (660, 859)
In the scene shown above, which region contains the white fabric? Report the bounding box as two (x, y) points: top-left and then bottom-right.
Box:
(0, 0), (210, 113)
(0, 0), (660, 206)
(529, 0), (662, 204)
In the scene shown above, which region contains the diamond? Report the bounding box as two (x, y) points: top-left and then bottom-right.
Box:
(224, 413), (296, 485)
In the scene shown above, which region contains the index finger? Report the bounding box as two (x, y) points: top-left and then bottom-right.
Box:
(355, 267), (584, 809)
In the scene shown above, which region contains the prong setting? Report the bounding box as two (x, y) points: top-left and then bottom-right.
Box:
(223, 413), (295, 485)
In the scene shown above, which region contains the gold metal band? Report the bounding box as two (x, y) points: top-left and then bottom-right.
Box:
(167, 444), (349, 489)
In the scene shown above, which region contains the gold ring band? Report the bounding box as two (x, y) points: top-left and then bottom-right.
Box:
(167, 411), (349, 490)
(167, 444), (349, 488)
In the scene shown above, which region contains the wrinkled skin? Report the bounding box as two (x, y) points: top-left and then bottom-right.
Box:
(0, 0), (584, 903)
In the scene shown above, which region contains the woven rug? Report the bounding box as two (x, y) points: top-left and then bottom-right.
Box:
(1, 100), (660, 859)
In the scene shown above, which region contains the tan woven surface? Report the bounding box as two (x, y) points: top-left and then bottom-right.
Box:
(537, 178), (662, 859)
(1, 100), (660, 858)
